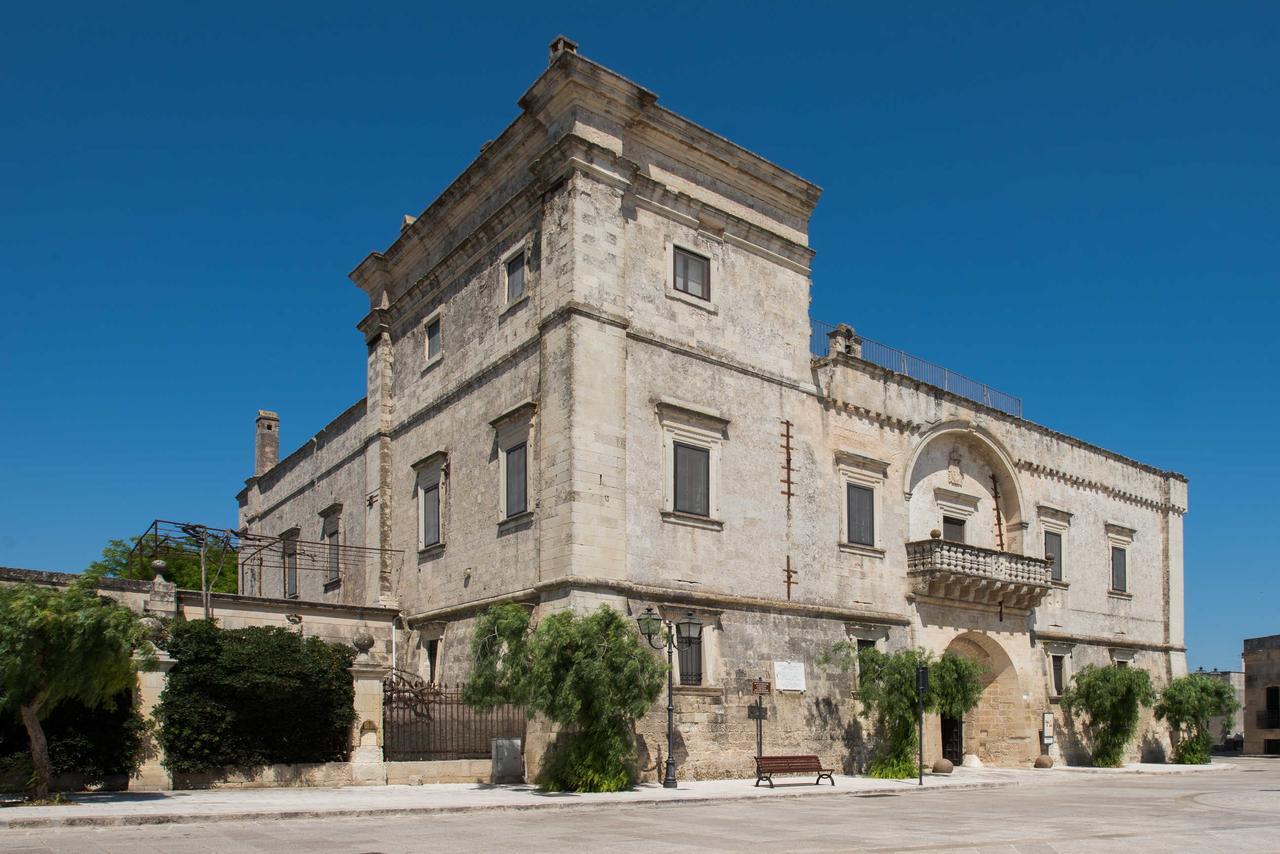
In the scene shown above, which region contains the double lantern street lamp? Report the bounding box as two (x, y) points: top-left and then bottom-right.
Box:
(637, 606), (703, 789)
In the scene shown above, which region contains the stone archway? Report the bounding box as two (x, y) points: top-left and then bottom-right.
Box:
(943, 632), (1031, 766)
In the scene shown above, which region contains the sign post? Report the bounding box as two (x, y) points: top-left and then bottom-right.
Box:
(915, 664), (929, 787)
(750, 679), (771, 757)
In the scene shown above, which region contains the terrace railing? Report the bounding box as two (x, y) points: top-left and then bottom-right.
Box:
(811, 319), (1022, 418)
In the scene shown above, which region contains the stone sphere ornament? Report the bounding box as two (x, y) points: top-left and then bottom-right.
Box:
(930, 528), (942, 540)
(931, 758), (954, 774)
(352, 631), (376, 655)
(1034, 755), (1054, 769)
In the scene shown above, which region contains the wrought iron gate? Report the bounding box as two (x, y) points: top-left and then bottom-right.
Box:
(941, 715), (964, 765)
(382, 669), (526, 762)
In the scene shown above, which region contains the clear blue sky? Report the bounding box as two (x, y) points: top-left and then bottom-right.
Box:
(1, 3), (1275, 670)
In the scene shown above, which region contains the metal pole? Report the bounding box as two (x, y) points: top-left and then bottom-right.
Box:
(200, 536), (210, 620)
(918, 690), (924, 787)
(663, 623), (677, 788)
(756, 694), (763, 758)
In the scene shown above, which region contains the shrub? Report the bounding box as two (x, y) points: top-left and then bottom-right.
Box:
(1154, 673), (1239, 764)
(824, 645), (984, 778)
(1061, 664), (1155, 767)
(0, 691), (148, 791)
(154, 620), (356, 773)
(463, 604), (665, 792)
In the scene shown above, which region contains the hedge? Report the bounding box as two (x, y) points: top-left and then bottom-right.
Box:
(154, 620), (356, 773)
(0, 690), (147, 790)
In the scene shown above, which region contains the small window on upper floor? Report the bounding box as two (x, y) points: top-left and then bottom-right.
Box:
(1110, 545), (1128, 593)
(425, 316), (442, 362)
(673, 246), (710, 301)
(504, 441), (528, 519)
(673, 442), (711, 517)
(847, 484), (875, 547)
(506, 251), (526, 303)
(1044, 530), (1063, 582)
(943, 515), (966, 543)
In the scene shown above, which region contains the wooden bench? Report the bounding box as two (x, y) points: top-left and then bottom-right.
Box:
(754, 754), (835, 787)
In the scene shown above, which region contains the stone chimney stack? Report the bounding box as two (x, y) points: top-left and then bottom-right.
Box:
(548, 35), (578, 65)
(255, 410), (279, 476)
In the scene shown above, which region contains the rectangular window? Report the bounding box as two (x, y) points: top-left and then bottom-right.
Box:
(673, 247), (710, 300)
(943, 516), (966, 543)
(1044, 531), (1063, 582)
(504, 442), (527, 518)
(673, 442), (711, 516)
(421, 483), (441, 546)
(506, 252), (525, 302)
(676, 625), (703, 686)
(847, 484), (875, 546)
(325, 527), (340, 583)
(426, 317), (442, 360)
(283, 539), (298, 599)
(1111, 546), (1127, 592)
(1051, 655), (1065, 696)
(856, 638), (878, 655)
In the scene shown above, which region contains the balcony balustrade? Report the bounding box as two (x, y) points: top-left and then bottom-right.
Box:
(906, 538), (1053, 611)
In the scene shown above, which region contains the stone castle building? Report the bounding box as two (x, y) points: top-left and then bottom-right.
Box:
(237, 38), (1188, 775)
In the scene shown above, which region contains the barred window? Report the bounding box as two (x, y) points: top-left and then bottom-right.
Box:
(677, 624), (703, 686)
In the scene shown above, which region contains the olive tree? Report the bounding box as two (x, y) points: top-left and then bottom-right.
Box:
(0, 571), (152, 798)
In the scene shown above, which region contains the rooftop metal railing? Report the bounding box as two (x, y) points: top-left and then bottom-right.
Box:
(811, 319), (1023, 418)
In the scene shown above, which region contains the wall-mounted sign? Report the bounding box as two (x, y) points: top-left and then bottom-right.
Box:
(1042, 711), (1055, 744)
(773, 660), (806, 692)
(751, 680), (772, 696)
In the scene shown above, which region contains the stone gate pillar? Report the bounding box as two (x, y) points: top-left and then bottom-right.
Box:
(132, 652), (175, 791)
(349, 653), (390, 785)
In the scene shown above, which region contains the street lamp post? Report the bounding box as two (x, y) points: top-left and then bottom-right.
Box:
(637, 606), (702, 789)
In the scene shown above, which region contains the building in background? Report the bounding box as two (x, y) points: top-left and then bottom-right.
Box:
(1243, 635), (1280, 755)
(237, 38), (1188, 775)
(1197, 667), (1246, 750)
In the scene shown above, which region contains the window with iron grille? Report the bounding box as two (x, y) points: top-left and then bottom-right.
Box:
(673, 247), (710, 300)
(504, 442), (527, 518)
(1051, 654), (1065, 696)
(325, 527), (340, 584)
(421, 482), (440, 546)
(677, 624), (703, 686)
(1111, 546), (1127, 592)
(283, 538), (298, 599)
(1044, 530), (1063, 581)
(426, 317), (442, 361)
(847, 483), (874, 546)
(506, 251), (526, 302)
(673, 442), (710, 516)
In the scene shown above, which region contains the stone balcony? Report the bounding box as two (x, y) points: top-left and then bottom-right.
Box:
(906, 538), (1053, 611)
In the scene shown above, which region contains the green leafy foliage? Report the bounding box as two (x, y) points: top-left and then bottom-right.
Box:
(0, 570), (152, 798)
(1061, 664), (1155, 767)
(0, 691), (149, 791)
(823, 644), (985, 778)
(463, 604), (665, 792)
(154, 620), (355, 773)
(1154, 673), (1239, 764)
(90, 535), (238, 594)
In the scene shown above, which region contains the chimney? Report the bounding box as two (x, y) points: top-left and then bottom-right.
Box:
(548, 35), (578, 65)
(255, 410), (279, 476)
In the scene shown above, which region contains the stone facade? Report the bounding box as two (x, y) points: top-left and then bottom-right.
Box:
(237, 39), (1188, 775)
(1242, 635), (1280, 755)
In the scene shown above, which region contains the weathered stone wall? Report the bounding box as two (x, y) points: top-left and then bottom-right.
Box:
(1243, 635), (1280, 754)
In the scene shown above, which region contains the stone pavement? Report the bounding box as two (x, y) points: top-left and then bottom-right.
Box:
(0, 762), (1232, 829)
(0, 758), (1270, 853)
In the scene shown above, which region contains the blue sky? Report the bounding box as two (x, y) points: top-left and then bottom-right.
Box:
(1, 3), (1275, 670)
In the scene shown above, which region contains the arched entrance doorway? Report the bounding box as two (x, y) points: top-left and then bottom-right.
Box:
(942, 632), (1028, 765)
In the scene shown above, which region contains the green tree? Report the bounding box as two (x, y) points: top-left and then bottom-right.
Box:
(823, 644), (985, 778)
(1061, 664), (1155, 767)
(90, 534), (238, 594)
(0, 570), (152, 798)
(463, 604), (665, 792)
(1154, 673), (1239, 764)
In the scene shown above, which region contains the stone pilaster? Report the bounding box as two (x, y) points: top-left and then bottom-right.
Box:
(349, 658), (391, 785)
(132, 652), (175, 791)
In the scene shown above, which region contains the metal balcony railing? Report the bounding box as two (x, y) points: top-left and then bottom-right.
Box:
(811, 319), (1023, 419)
(906, 538), (1052, 611)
